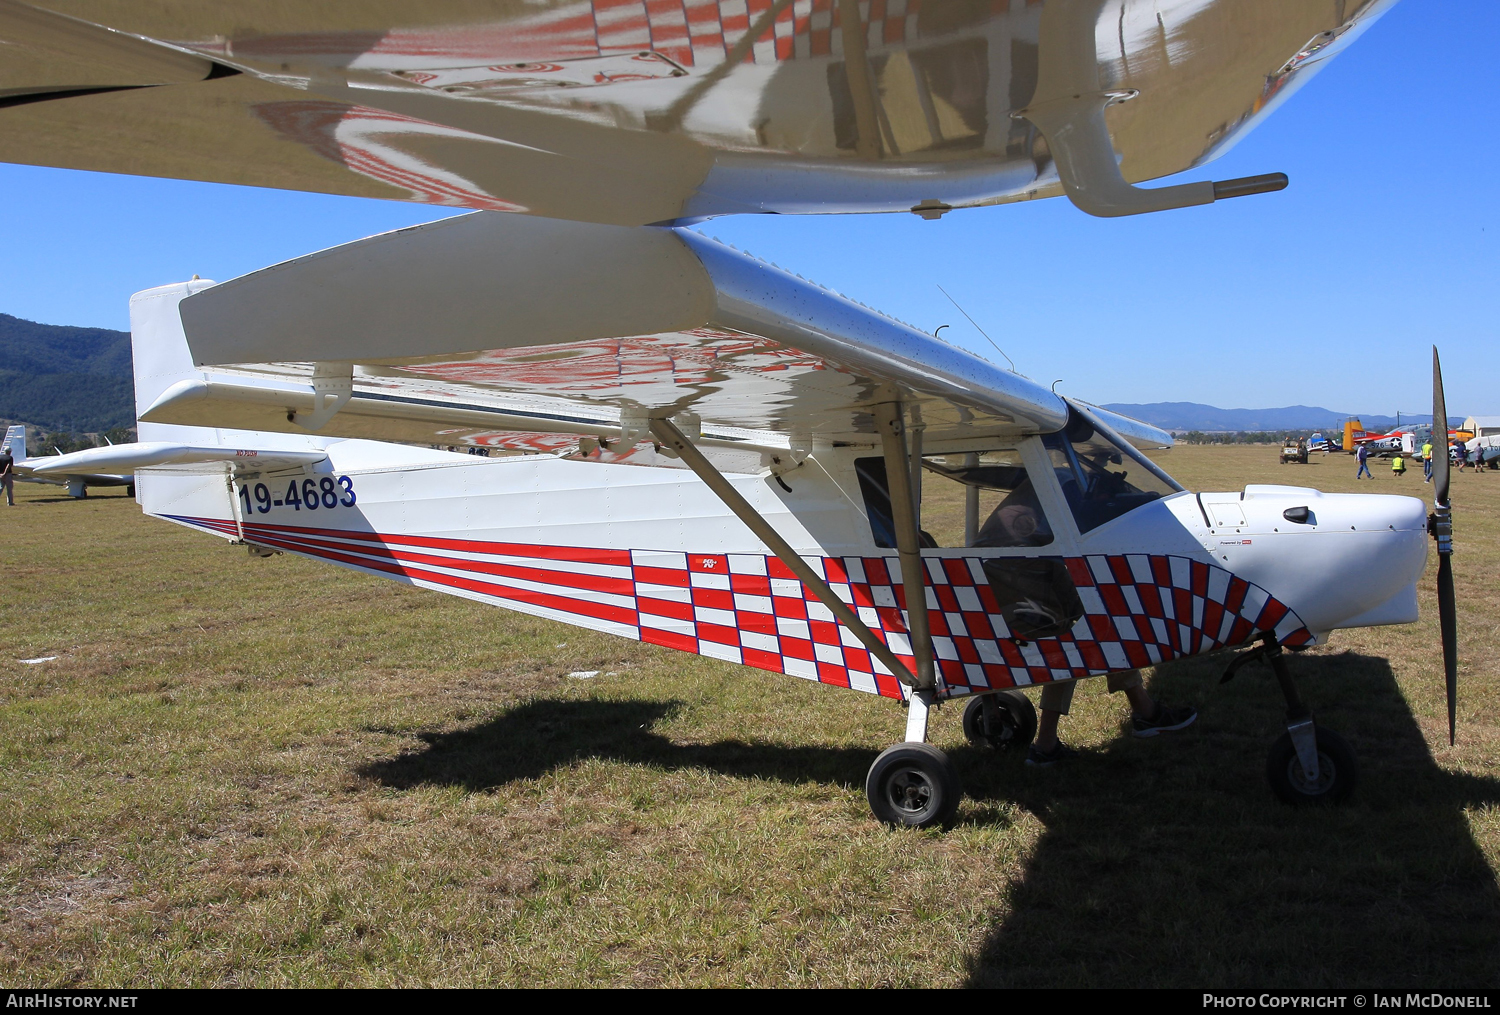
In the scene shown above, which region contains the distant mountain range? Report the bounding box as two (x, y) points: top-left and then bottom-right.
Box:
(1103, 402), (1451, 433)
(0, 313), (132, 432)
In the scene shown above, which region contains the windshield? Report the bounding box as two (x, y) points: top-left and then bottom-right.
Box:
(1043, 411), (1182, 534)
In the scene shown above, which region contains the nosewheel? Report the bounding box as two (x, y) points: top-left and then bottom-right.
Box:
(961, 691), (1038, 752)
(866, 742), (962, 828)
(1266, 727), (1359, 805)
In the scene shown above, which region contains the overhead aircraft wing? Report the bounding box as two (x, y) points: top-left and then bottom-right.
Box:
(145, 211), (1171, 455)
(0, 0), (1395, 224)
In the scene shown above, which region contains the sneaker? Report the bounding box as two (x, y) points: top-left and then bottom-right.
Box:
(1132, 703), (1198, 738)
(1025, 741), (1079, 767)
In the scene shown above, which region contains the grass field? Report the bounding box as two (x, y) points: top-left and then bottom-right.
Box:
(1, 446), (1496, 987)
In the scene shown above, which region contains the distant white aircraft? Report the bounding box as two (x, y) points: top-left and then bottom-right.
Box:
(2, 425), (135, 498)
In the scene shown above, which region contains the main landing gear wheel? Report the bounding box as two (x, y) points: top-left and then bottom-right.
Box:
(962, 691), (1038, 752)
(866, 743), (962, 828)
(1265, 727), (1359, 805)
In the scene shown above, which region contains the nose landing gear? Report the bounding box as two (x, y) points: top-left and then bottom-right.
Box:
(1224, 634), (1359, 804)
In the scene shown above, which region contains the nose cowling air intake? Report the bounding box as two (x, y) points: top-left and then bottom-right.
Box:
(1182, 485), (1428, 640)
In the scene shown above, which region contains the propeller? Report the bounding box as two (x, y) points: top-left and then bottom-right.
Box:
(1430, 347), (1458, 745)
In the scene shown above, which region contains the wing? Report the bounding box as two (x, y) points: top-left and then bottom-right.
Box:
(0, 0), (1395, 224)
(25, 441), (327, 478)
(141, 211), (1172, 455)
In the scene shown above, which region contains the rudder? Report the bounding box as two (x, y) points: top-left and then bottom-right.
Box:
(2, 425), (24, 462)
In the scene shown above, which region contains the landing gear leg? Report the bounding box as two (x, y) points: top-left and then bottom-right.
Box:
(1259, 637), (1359, 805)
(867, 690), (962, 828)
(862, 399), (962, 828)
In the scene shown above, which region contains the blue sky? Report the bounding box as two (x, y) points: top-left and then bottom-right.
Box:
(0, 0), (1492, 417)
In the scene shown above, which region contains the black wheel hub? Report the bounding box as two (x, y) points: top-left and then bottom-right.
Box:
(887, 767), (935, 815)
(1286, 752), (1337, 796)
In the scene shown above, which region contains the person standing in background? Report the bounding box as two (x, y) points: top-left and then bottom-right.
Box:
(0, 443), (13, 506)
(1423, 440), (1434, 483)
(1356, 441), (1372, 479)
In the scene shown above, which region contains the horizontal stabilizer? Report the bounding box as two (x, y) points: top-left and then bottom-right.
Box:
(28, 441), (326, 476)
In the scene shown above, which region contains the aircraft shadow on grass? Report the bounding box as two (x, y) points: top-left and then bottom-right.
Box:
(361, 651), (1500, 987)
(961, 650), (1500, 988)
(359, 698), (881, 792)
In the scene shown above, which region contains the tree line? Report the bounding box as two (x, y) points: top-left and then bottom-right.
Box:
(1175, 430), (1328, 445)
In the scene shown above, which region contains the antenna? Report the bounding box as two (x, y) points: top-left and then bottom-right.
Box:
(936, 285), (1016, 371)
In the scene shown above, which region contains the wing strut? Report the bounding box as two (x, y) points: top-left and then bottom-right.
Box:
(872, 401), (937, 692)
(648, 417), (920, 689)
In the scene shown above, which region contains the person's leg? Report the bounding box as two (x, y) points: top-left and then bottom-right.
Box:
(1108, 668), (1199, 736)
(2, 474), (12, 506)
(1105, 668), (1147, 714)
(1034, 681), (1075, 752)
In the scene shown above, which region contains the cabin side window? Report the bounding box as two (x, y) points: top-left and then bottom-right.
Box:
(853, 450), (1054, 549)
(853, 449), (1081, 640)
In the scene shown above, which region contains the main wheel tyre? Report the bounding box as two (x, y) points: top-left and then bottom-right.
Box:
(1265, 727), (1359, 805)
(962, 691), (1038, 751)
(866, 743), (962, 828)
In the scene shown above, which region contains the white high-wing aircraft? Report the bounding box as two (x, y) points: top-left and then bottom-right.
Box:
(6, 0), (1461, 827)
(2, 425), (137, 498)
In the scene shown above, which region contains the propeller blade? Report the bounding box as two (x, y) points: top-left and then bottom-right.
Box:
(1431, 345), (1457, 745)
(1433, 346), (1450, 506)
(1437, 553), (1458, 746)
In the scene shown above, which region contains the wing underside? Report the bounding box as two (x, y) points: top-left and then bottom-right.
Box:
(0, 0), (1395, 224)
(146, 212), (1109, 456)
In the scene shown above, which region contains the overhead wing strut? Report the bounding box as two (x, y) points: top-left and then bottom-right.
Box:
(649, 415), (920, 689)
(873, 401), (937, 692)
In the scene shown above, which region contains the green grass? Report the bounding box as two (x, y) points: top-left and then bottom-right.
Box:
(0, 447), (1496, 987)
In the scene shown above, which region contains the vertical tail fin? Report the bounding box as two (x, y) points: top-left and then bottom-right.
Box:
(2, 425), (25, 462)
(130, 279), (218, 443)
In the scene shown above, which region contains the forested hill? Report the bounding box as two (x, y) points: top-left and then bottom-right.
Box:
(0, 313), (133, 432)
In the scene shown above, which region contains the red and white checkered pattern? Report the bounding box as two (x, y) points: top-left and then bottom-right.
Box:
(170, 515), (1310, 701)
(367, 0), (951, 70)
